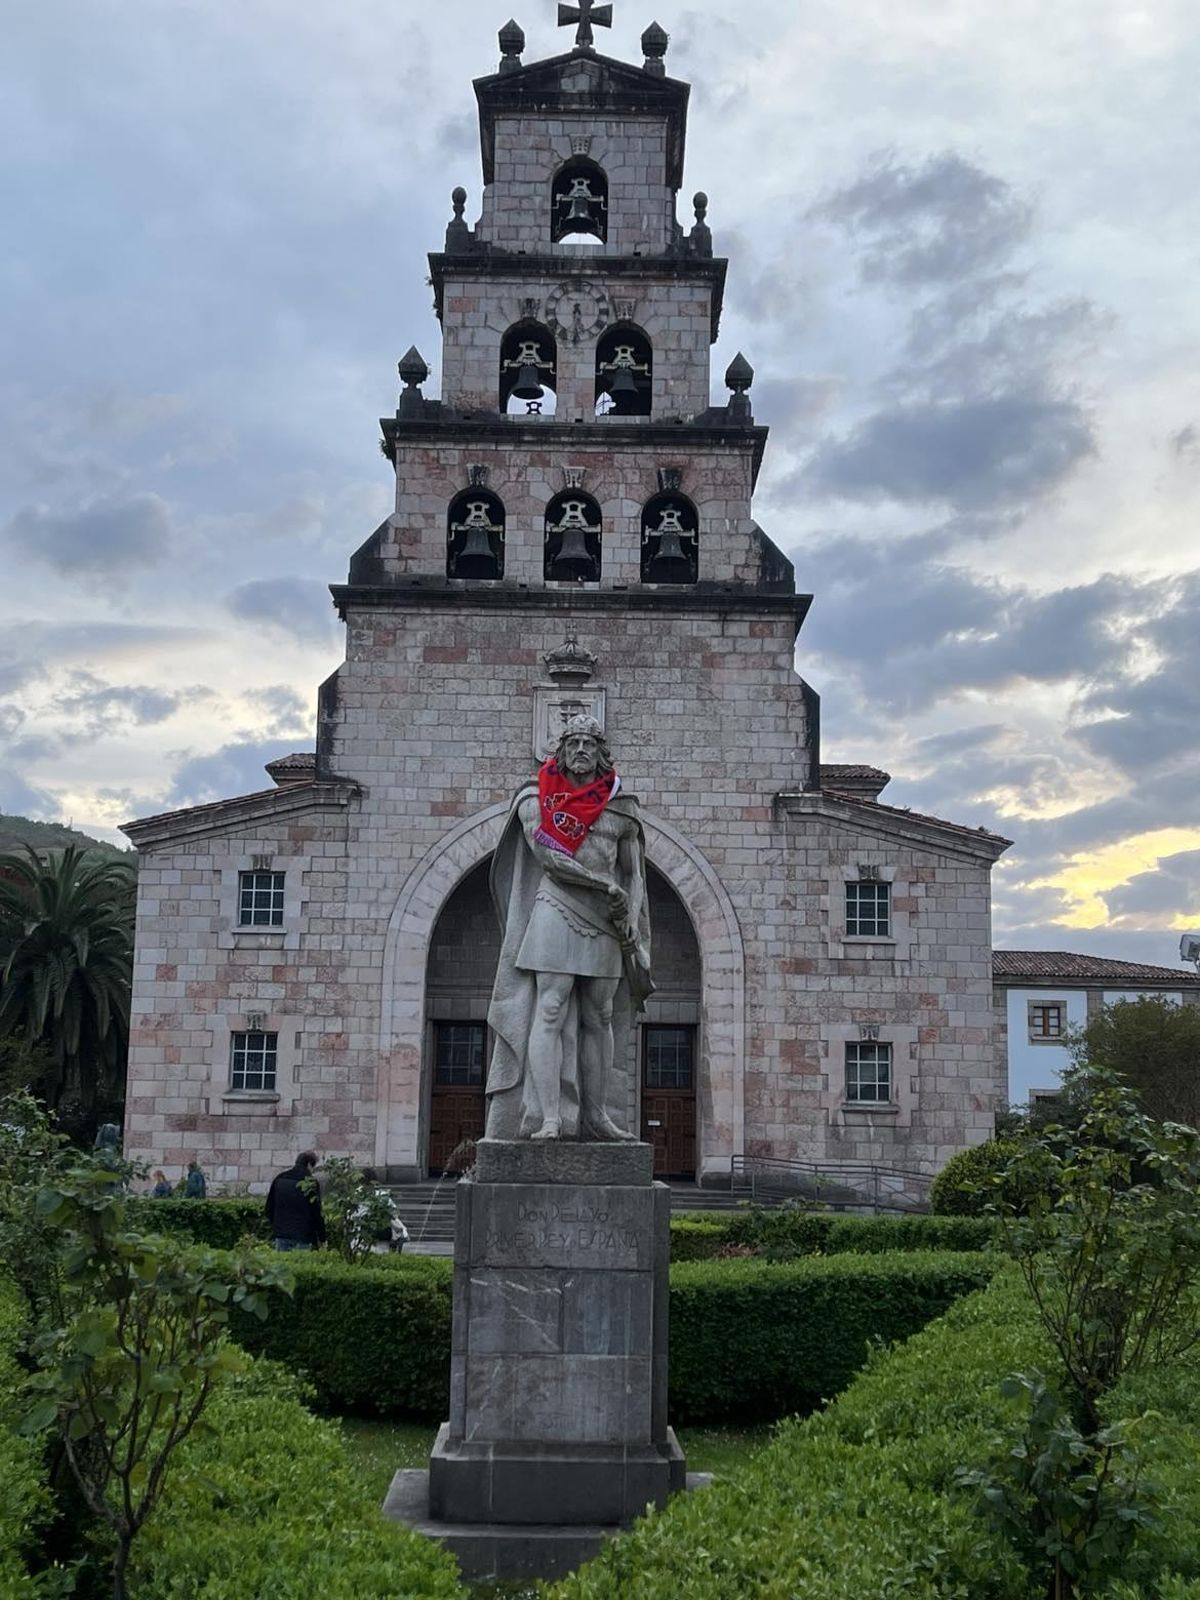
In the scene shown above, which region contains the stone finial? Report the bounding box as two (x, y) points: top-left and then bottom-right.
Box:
(397, 346), (429, 418)
(642, 20), (669, 74)
(498, 19), (525, 72)
(725, 351), (754, 423)
(445, 187), (472, 252)
(543, 634), (598, 686)
(690, 191), (712, 257)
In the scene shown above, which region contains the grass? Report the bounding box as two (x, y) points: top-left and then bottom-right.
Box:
(340, 1416), (774, 1505)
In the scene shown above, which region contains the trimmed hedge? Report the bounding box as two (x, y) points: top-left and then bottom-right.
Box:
(0, 1280), (50, 1598)
(231, 1249), (994, 1424)
(548, 1269), (1200, 1599)
(670, 1210), (996, 1261)
(125, 1196), (269, 1247)
(231, 1254), (454, 1419)
(131, 1359), (461, 1600)
(668, 1250), (995, 1421)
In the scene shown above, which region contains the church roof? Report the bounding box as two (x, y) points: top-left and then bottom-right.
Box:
(474, 48), (691, 188)
(993, 951), (1200, 986)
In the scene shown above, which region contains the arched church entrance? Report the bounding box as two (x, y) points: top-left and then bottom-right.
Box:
(424, 861), (497, 1173)
(640, 867), (702, 1178)
(420, 859), (702, 1178)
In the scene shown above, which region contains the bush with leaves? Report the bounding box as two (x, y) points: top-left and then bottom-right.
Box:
(0, 1091), (72, 1316)
(21, 1162), (292, 1600)
(962, 1064), (1200, 1598)
(930, 1137), (1033, 1215)
(317, 1157), (403, 1263)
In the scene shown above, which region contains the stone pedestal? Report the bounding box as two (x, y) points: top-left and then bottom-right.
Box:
(384, 1139), (691, 1583)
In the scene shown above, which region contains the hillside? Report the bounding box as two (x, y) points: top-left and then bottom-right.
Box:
(0, 813), (132, 861)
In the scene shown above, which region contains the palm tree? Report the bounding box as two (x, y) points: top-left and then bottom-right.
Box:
(0, 845), (136, 1128)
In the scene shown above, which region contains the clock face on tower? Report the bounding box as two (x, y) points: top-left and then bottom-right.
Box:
(545, 280), (611, 345)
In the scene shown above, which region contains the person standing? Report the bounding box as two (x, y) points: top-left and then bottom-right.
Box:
(183, 1159), (207, 1199)
(150, 1170), (173, 1198)
(265, 1151), (326, 1252)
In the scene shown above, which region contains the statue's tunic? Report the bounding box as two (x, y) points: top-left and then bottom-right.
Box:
(485, 781), (651, 1139)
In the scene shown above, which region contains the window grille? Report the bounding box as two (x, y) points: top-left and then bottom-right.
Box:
(845, 1041), (892, 1104)
(434, 1023), (487, 1087)
(238, 871), (285, 928)
(643, 1026), (695, 1090)
(230, 1031), (278, 1093)
(1028, 1002), (1066, 1040)
(846, 880), (891, 938)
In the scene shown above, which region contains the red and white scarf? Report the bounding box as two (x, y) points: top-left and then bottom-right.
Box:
(535, 759), (620, 857)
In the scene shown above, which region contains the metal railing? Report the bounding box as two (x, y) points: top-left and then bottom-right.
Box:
(730, 1155), (933, 1215)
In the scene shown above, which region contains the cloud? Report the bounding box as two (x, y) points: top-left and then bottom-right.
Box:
(807, 392), (1096, 509)
(0, 769), (60, 821)
(1103, 850), (1200, 923)
(1170, 424), (1198, 460)
(247, 684), (312, 738)
(4, 492), (173, 576)
(811, 152), (1034, 287)
(53, 673), (197, 737)
(224, 578), (337, 644)
(167, 740), (297, 808)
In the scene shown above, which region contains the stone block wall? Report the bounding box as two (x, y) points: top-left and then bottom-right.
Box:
(475, 115), (677, 258)
(439, 269), (714, 421)
(383, 433), (761, 585)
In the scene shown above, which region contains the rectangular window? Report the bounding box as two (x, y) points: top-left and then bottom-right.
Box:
(1028, 1002), (1066, 1041)
(230, 1031), (278, 1093)
(434, 1023), (486, 1087)
(846, 880), (891, 938)
(643, 1026), (695, 1091)
(845, 1041), (892, 1104)
(238, 871), (286, 928)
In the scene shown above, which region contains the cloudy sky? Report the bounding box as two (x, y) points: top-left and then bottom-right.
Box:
(2, 0), (1198, 965)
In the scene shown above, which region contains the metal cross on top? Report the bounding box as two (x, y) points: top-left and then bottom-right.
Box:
(558, 0), (613, 49)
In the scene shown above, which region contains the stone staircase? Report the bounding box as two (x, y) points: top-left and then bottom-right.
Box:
(388, 1177), (746, 1248)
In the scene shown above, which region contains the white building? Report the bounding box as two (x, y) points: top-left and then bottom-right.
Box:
(994, 951), (1200, 1106)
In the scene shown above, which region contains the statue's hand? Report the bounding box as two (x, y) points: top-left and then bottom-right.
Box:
(607, 884), (629, 920)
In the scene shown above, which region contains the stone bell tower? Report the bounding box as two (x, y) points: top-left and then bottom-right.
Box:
(318, 4), (817, 1186)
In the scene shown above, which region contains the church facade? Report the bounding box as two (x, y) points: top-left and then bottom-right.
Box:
(122, 12), (1010, 1189)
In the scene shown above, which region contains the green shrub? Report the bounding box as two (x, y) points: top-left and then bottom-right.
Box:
(228, 1248), (992, 1426)
(929, 1139), (1026, 1215)
(131, 1358), (461, 1600)
(229, 1253), (454, 1418)
(125, 1196), (269, 1248)
(0, 1279), (53, 1597)
(668, 1250), (996, 1421)
(669, 1209), (995, 1260)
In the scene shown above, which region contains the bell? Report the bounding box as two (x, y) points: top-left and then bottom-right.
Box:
(646, 529), (694, 584)
(608, 367), (640, 407)
(511, 362), (545, 401)
(566, 193), (594, 225)
(452, 526), (500, 580)
(550, 526), (598, 581)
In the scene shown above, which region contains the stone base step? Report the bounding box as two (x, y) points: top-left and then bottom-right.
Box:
(383, 1466), (713, 1585)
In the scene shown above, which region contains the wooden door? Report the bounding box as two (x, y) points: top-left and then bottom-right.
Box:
(640, 1025), (696, 1179)
(428, 1023), (487, 1175)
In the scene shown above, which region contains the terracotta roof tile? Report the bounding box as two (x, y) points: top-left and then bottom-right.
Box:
(994, 951), (1200, 986)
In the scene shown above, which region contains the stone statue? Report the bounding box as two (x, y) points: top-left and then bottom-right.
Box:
(486, 716), (652, 1142)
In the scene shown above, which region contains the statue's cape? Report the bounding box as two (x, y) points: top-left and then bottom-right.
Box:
(486, 782), (653, 1109)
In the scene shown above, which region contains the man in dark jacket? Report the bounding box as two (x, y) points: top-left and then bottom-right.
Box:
(265, 1151), (326, 1251)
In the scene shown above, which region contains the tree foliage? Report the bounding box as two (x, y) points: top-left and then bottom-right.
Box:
(0, 846), (136, 1128)
(21, 1161), (292, 1600)
(1074, 995), (1200, 1129)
